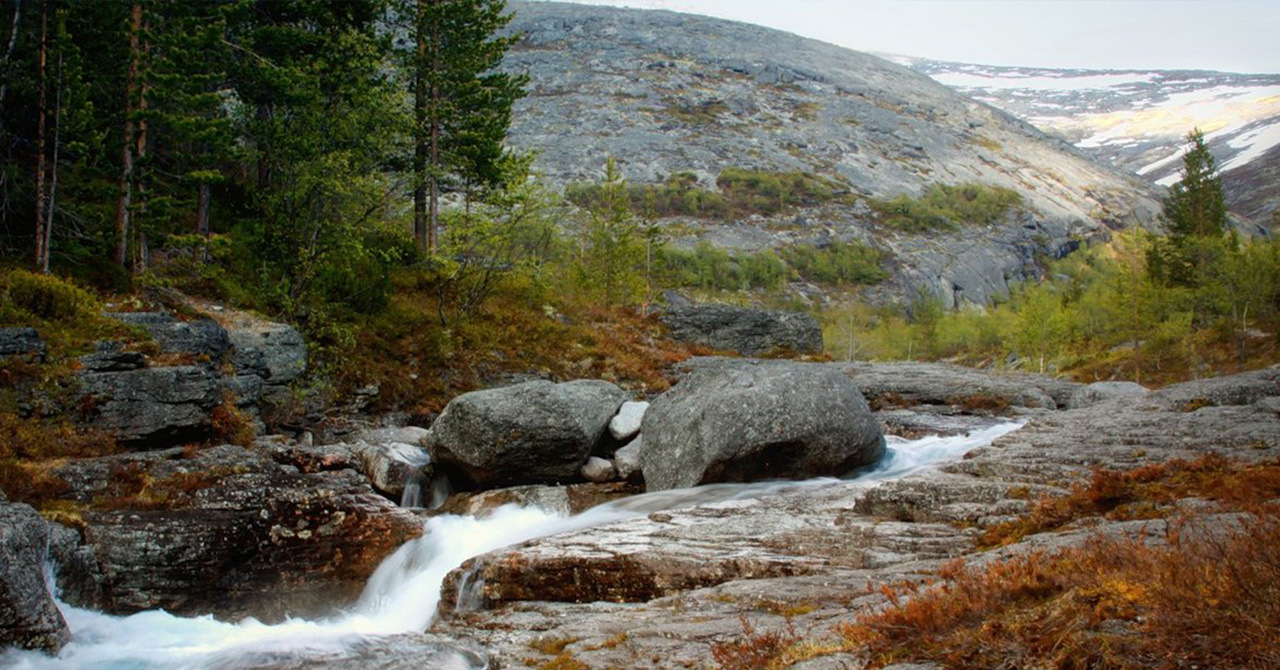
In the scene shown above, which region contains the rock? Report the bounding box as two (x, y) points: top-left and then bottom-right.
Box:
(640, 359), (884, 491)
(659, 303), (823, 355)
(835, 360), (1074, 410)
(104, 312), (230, 364)
(78, 365), (223, 446)
(440, 482), (638, 517)
(48, 445), (422, 621)
(78, 341), (146, 372)
(46, 522), (104, 610)
(608, 401), (648, 441)
(351, 437), (432, 499)
(427, 380), (629, 487)
(227, 321), (307, 388)
(1066, 381), (1149, 409)
(0, 327), (45, 360)
(1148, 366), (1280, 411)
(614, 437), (644, 481)
(581, 456), (616, 483)
(0, 502), (70, 653)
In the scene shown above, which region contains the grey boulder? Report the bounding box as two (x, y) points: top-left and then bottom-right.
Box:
(428, 380), (629, 487)
(104, 312), (230, 364)
(0, 503), (71, 653)
(78, 365), (223, 446)
(640, 359), (884, 491)
(659, 303), (823, 355)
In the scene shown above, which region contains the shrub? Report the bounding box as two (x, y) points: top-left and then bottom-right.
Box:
(5, 270), (99, 321)
(869, 182), (1022, 233)
(780, 241), (886, 286)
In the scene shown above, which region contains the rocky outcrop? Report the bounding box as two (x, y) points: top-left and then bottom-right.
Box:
(0, 327), (45, 360)
(0, 502), (70, 653)
(640, 358), (884, 490)
(427, 380), (629, 487)
(659, 303), (823, 355)
(77, 365), (223, 446)
(46, 445), (421, 621)
(104, 312), (230, 363)
(70, 310), (307, 447)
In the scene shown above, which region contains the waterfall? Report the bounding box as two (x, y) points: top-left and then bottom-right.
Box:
(1, 422), (1022, 670)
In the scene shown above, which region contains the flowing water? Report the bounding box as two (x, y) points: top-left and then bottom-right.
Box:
(1, 422), (1021, 670)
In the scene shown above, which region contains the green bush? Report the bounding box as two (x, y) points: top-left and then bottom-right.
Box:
(780, 241), (887, 286)
(4, 270), (100, 321)
(870, 183), (1022, 233)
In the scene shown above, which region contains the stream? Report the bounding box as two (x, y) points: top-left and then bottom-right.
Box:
(1, 422), (1022, 670)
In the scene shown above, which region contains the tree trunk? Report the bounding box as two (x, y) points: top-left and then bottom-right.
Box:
(134, 40), (149, 273)
(0, 0), (21, 111)
(196, 182), (211, 259)
(427, 0), (440, 254)
(33, 0), (47, 271)
(412, 0), (427, 250)
(115, 2), (142, 269)
(41, 52), (61, 274)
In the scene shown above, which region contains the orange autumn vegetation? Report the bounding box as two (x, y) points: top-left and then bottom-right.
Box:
(980, 453), (1280, 547)
(841, 509), (1280, 669)
(712, 455), (1280, 670)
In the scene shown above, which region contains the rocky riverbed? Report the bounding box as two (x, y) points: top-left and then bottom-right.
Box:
(2, 314), (1278, 669)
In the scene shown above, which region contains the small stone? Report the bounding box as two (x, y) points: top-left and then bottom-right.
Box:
(581, 456), (616, 483)
(608, 401), (648, 441)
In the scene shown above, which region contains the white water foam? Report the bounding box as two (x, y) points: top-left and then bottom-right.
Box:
(1, 422), (1022, 670)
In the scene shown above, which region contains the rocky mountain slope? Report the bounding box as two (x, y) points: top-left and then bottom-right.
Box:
(904, 57), (1280, 224)
(502, 2), (1162, 307)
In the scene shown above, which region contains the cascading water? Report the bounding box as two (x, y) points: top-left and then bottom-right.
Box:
(0, 422), (1022, 670)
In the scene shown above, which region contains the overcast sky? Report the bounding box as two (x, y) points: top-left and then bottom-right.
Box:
(550, 0), (1279, 74)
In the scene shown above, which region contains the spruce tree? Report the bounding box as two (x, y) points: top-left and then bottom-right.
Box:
(406, 0), (526, 252)
(1147, 128), (1229, 287)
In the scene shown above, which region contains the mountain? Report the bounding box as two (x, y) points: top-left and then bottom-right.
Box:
(901, 57), (1280, 225)
(501, 2), (1162, 308)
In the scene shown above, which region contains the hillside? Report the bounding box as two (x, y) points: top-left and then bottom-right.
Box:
(904, 57), (1280, 225)
(502, 2), (1163, 307)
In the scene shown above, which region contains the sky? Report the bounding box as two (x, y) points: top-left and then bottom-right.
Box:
(549, 0), (1280, 74)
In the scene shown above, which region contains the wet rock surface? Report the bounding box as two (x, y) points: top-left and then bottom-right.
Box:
(658, 303), (823, 355)
(0, 502), (70, 653)
(640, 358), (884, 490)
(431, 365), (1280, 669)
(427, 380), (629, 487)
(45, 445), (423, 622)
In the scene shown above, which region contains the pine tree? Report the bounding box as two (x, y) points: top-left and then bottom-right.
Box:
(406, 0), (526, 252)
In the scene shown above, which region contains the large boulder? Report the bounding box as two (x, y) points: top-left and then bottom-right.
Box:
(835, 360), (1075, 410)
(640, 359), (884, 491)
(0, 503), (71, 653)
(428, 380), (629, 487)
(659, 303), (823, 355)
